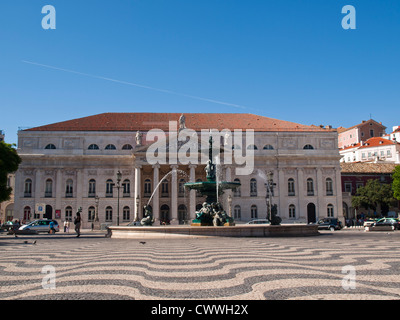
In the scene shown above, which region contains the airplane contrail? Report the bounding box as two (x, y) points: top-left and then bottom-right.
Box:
(22, 60), (248, 110)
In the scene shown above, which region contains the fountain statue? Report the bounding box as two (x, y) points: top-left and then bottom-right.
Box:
(185, 135), (240, 226)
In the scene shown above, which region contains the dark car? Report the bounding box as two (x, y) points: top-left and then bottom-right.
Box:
(317, 218), (343, 231)
(372, 218), (400, 230)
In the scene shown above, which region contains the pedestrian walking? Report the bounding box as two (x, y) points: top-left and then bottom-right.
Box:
(66, 220), (70, 233)
(63, 220), (67, 232)
(74, 212), (81, 237)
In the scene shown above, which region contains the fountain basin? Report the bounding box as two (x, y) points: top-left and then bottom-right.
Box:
(106, 224), (320, 239)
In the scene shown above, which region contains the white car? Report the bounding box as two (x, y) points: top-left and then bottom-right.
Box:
(19, 219), (60, 233)
(246, 219), (269, 225)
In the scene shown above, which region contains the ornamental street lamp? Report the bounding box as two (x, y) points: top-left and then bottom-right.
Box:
(116, 170), (122, 226)
(265, 171), (275, 222)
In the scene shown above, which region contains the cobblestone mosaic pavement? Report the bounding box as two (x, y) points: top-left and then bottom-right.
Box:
(1, 230), (400, 300)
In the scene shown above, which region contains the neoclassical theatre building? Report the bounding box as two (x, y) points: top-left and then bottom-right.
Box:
(14, 113), (343, 228)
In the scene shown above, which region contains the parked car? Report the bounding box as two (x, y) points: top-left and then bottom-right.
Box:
(363, 219), (378, 228)
(19, 219), (60, 233)
(246, 219), (269, 225)
(317, 218), (343, 231)
(372, 218), (400, 230)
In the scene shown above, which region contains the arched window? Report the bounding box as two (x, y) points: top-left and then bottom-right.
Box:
(123, 206), (130, 221)
(45, 144), (56, 149)
(88, 206), (95, 221)
(234, 205), (241, 220)
(288, 178), (295, 196)
(251, 205), (258, 219)
(178, 204), (187, 224)
(161, 179), (169, 197)
(144, 179), (152, 196)
(306, 178), (314, 196)
(122, 144), (133, 150)
(106, 179), (114, 197)
(250, 178), (257, 197)
(289, 204), (296, 219)
(327, 204), (334, 217)
(24, 179), (32, 197)
(66, 179), (73, 197)
(88, 179), (96, 197)
(45, 179), (53, 197)
(247, 144), (258, 150)
(326, 178), (333, 196)
(65, 206), (73, 221)
(105, 206), (113, 222)
(105, 144), (116, 150)
(160, 204), (170, 224)
(263, 145), (274, 150)
(88, 144), (99, 150)
(122, 179), (131, 197)
(303, 144), (314, 150)
(178, 178), (186, 197)
(23, 206), (31, 221)
(233, 178), (241, 197)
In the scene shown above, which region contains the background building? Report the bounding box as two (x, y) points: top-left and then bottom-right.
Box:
(338, 119), (386, 149)
(341, 162), (399, 219)
(14, 112), (343, 228)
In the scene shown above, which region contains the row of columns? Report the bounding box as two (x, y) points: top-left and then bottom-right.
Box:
(135, 164), (200, 223)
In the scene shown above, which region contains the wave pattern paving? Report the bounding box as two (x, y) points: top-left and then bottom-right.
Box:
(1, 232), (400, 300)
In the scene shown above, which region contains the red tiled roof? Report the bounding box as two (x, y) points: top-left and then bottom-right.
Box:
(358, 137), (397, 149)
(338, 119), (386, 134)
(24, 113), (335, 133)
(341, 162), (397, 174)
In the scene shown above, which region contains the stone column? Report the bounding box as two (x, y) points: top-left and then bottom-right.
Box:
(152, 164), (160, 221)
(170, 165), (178, 224)
(316, 168), (323, 221)
(335, 167), (344, 223)
(188, 164), (197, 220)
(224, 165), (232, 216)
(297, 168), (304, 219)
(34, 169), (42, 218)
(134, 165), (142, 221)
(55, 169), (63, 216)
(278, 168), (285, 218)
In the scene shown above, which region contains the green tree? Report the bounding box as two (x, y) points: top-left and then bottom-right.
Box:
(0, 141), (21, 202)
(352, 179), (395, 216)
(393, 165), (400, 201)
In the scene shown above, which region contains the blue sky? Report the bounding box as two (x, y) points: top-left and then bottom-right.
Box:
(1, 0), (399, 145)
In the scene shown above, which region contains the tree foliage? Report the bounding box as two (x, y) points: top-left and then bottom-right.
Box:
(393, 165), (400, 201)
(0, 141), (21, 202)
(351, 179), (395, 215)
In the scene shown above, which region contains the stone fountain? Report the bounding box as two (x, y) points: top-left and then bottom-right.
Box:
(184, 136), (240, 226)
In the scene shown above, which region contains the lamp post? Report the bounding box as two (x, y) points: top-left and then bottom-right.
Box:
(136, 195), (140, 223)
(265, 171), (275, 222)
(116, 170), (122, 226)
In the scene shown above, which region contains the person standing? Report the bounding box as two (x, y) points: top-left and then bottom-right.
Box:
(74, 212), (81, 237)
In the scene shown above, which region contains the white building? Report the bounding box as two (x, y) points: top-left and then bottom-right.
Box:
(340, 136), (400, 164)
(14, 113), (343, 228)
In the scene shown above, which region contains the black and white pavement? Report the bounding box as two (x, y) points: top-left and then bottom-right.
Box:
(1, 229), (399, 300)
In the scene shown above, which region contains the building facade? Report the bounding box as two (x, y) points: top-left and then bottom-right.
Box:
(341, 162), (399, 219)
(338, 119), (386, 149)
(14, 113), (343, 228)
(340, 136), (400, 164)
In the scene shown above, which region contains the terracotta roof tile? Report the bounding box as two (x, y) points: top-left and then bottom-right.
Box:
(341, 162), (397, 174)
(24, 113), (335, 133)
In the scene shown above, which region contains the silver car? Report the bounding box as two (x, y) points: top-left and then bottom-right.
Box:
(19, 219), (59, 233)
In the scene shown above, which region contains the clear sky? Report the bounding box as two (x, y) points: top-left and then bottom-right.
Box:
(1, 0), (399, 145)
